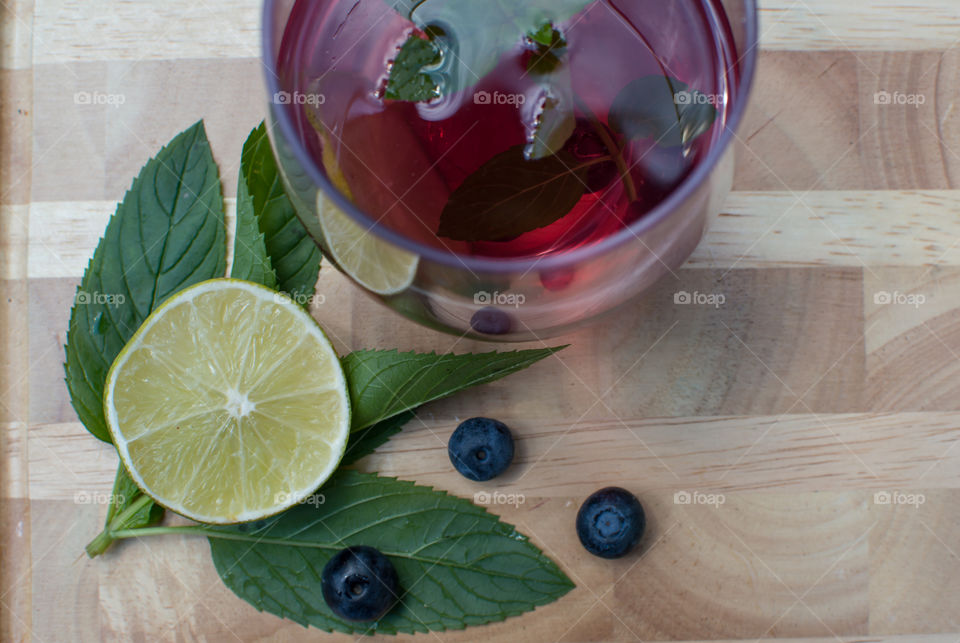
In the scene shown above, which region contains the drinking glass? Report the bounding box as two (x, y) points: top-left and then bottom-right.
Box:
(262, 0), (758, 340)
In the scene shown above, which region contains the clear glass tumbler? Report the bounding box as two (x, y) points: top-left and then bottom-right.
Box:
(262, 0), (758, 340)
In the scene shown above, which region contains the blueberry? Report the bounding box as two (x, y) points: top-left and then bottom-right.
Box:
(539, 267), (575, 291)
(448, 417), (515, 481)
(321, 546), (399, 622)
(576, 487), (645, 558)
(470, 307), (512, 335)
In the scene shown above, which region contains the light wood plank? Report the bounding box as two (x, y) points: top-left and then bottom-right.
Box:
(25, 0), (960, 64)
(735, 50), (956, 191)
(759, 0), (960, 51)
(691, 191), (960, 269)
(26, 191), (960, 279)
(26, 412), (960, 500)
(32, 0), (261, 64)
(0, 0), (32, 70)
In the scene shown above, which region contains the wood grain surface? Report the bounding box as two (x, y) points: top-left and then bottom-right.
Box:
(4, 1), (960, 641)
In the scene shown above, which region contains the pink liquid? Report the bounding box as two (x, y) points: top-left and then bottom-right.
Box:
(276, 0), (738, 260)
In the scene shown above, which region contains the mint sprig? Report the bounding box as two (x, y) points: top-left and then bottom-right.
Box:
(106, 471), (574, 635)
(70, 119), (575, 635)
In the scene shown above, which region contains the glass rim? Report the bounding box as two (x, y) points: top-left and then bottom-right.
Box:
(262, 0), (759, 273)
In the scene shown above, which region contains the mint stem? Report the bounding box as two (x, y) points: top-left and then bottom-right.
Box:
(111, 525), (207, 540)
(85, 528), (116, 558)
(573, 95), (637, 202)
(85, 493), (153, 558)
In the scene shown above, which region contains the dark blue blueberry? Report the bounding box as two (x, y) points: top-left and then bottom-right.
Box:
(470, 307), (512, 335)
(321, 546), (399, 622)
(448, 417), (515, 481)
(576, 487), (645, 559)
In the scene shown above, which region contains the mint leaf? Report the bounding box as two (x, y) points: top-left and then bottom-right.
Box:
(231, 163), (278, 288)
(208, 470), (574, 634)
(529, 22), (559, 47)
(342, 410), (417, 465)
(527, 96), (575, 161)
(342, 346), (564, 430)
(241, 122), (321, 299)
(438, 146), (592, 242)
(64, 121), (226, 443)
(385, 36), (442, 102)
(608, 75), (718, 148)
(384, 0), (594, 100)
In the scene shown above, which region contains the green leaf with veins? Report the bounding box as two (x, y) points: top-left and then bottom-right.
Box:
(385, 36), (442, 101)
(341, 346), (564, 430)
(231, 159), (277, 288)
(64, 120), (226, 444)
(240, 122), (321, 299)
(384, 0), (595, 100)
(438, 146), (595, 242)
(208, 470), (574, 635)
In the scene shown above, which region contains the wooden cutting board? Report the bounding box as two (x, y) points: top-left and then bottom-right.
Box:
(3, 1), (960, 641)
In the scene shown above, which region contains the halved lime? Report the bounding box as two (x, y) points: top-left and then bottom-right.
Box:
(316, 133), (419, 295)
(104, 279), (351, 524)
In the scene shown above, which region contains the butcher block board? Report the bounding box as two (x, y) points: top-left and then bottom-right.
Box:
(3, 1), (960, 641)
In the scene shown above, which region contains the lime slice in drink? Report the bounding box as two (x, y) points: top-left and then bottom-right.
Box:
(104, 279), (351, 524)
(316, 134), (419, 295)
